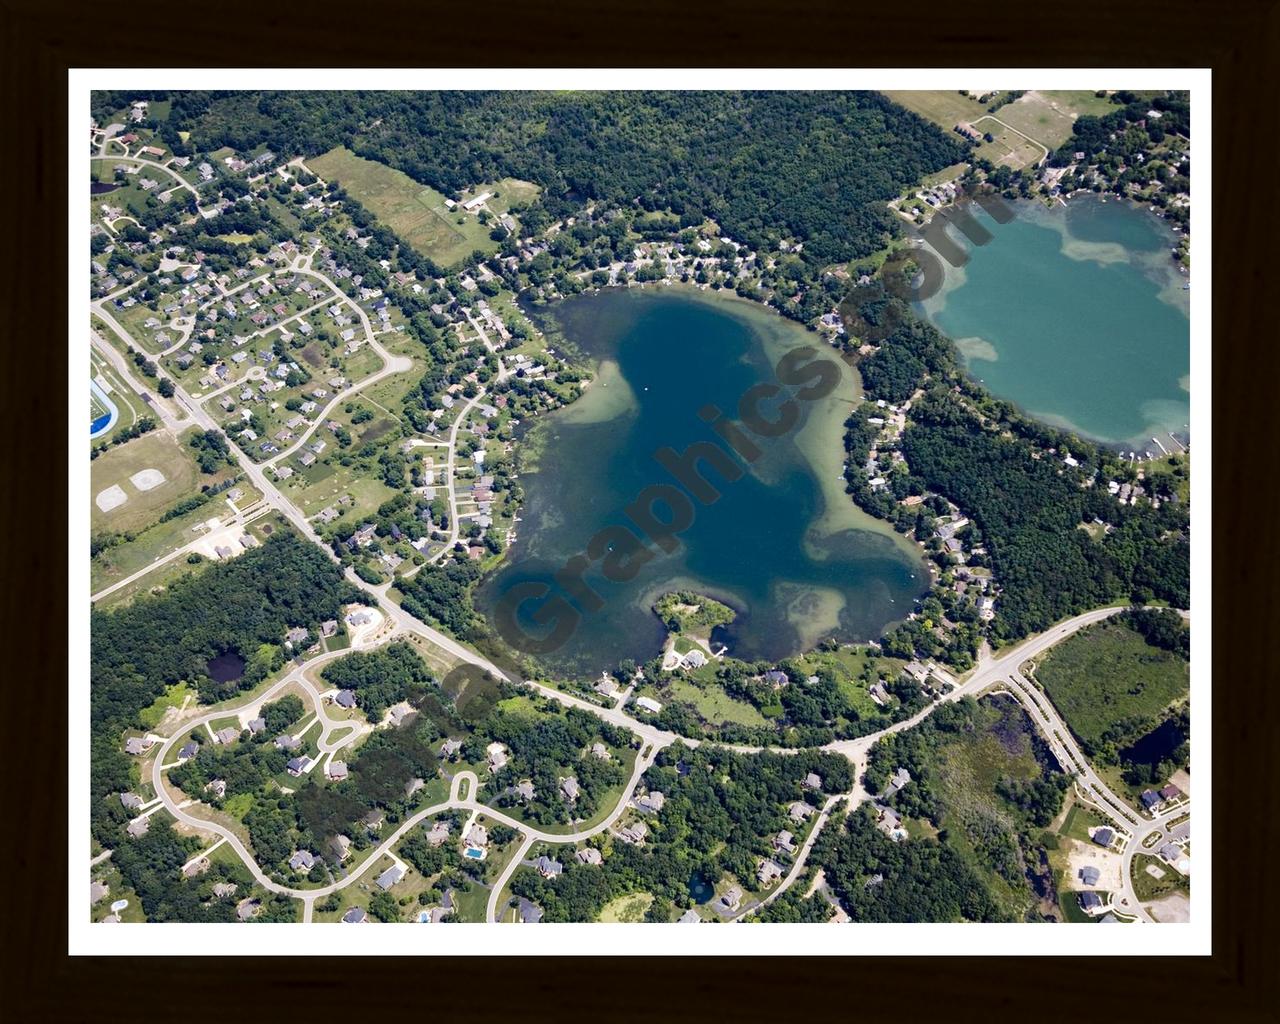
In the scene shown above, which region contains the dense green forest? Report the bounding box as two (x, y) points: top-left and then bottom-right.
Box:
(481, 706), (631, 827)
(819, 697), (1069, 922)
(89, 534), (359, 850)
(900, 391), (1189, 637)
(320, 641), (437, 722)
(149, 90), (962, 266)
(508, 744), (852, 921)
(834, 287), (1189, 644)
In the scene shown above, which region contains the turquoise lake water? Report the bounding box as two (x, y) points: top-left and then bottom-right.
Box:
(477, 290), (928, 677)
(918, 196), (1190, 448)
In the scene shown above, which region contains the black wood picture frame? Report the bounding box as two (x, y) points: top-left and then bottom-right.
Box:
(3, 1), (1274, 1018)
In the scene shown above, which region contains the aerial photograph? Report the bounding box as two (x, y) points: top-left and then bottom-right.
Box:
(84, 83), (1195, 937)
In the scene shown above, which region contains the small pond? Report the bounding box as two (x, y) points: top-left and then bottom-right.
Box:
(206, 651), (246, 684)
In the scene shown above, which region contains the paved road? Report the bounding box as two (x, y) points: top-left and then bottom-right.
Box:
(95, 244), (1189, 922)
(89, 326), (186, 433)
(733, 605), (1189, 922)
(91, 501), (270, 603)
(147, 659), (663, 906)
(90, 153), (202, 199)
(399, 380), (504, 578)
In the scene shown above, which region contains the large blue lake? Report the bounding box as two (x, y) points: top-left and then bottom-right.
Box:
(918, 196), (1190, 449)
(477, 289), (929, 677)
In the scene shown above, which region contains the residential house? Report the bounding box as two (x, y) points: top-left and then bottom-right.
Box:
(214, 726), (239, 745)
(286, 756), (312, 777)
(1093, 828), (1116, 848)
(803, 772), (823, 791)
(517, 898), (543, 924)
(341, 907), (367, 924)
(376, 865), (405, 890)
(426, 821), (451, 847)
(486, 742), (508, 772)
(326, 760), (348, 782)
(773, 831), (798, 855)
(560, 776), (580, 802)
(333, 689), (357, 710)
(635, 696), (663, 714)
(884, 767), (912, 797)
(634, 791), (665, 814)
(758, 859), (784, 886)
(465, 823), (489, 850)
(1079, 866), (1101, 887)
(618, 820), (649, 845)
(289, 850), (316, 872)
(576, 847), (603, 866)
(126, 816), (150, 838)
(536, 856), (563, 879)
(719, 887), (743, 912)
(788, 802), (814, 825)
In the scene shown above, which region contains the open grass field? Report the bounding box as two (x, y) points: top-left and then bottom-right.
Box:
(883, 90), (990, 132)
(911, 695), (1054, 920)
(90, 478), (249, 595)
(921, 162), (970, 189)
(1037, 90), (1118, 120)
(991, 92), (1086, 151)
(1031, 624), (1189, 751)
(282, 459), (400, 518)
(93, 545), (213, 610)
(308, 147), (510, 268)
(599, 891), (653, 922)
(1131, 853), (1189, 903)
(969, 116), (1047, 169)
(666, 677), (768, 728)
(91, 430), (201, 534)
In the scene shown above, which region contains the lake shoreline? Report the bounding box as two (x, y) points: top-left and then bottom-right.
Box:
(479, 285), (931, 676)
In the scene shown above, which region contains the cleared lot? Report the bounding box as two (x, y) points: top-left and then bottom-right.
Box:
(91, 430), (201, 533)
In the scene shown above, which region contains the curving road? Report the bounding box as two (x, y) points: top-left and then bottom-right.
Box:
(94, 231), (1189, 923)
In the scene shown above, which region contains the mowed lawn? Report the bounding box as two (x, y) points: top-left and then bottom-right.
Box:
(666, 677), (768, 729)
(881, 91), (1046, 170)
(308, 147), (510, 268)
(883, 90), (989, 131)
(992, 92), (1091, 151)
(91, 430), (202, 534)
(1032, 624), (1189, 751)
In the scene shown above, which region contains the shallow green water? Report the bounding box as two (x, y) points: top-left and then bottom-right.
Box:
(919, 196), (1190, 448)
(477, 289), (928, 677)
